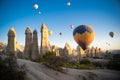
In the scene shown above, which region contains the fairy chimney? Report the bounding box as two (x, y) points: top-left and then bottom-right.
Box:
(31, 29), (39, 59)
(24, 27), (32, 59)
(7, 28), (16, 56)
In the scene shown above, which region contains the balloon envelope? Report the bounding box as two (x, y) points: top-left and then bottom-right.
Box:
(38, 11), (41, 14)
(67, 2), (71, 6)
(33, 4), (38, 9)
(109, 32), (114, 38)
(70, 25), (74, 29)
(48, 30), (53, 36)
(60, 32), (62, 35)
(73, 25), (95, 50)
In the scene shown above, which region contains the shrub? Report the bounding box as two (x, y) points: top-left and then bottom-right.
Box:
(63, 60), (94, 69)
(107, 60), (120, 71)
(30, 51), (95, 70)
(30, 51), (56, 63)
(43, 51), (56, 60)
(0, 55), (26, 80)
(76, 64), (94, 69)
(63, 62), (73, 68)
(45, 56), (65, 72)
(80, 59), (91, 65)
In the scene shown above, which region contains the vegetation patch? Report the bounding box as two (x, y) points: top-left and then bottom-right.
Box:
(0, 55), (26, 80)
(88, 72), (97, 80)
(107, 60), (120, 71)
(82, 76), (87, 80)
(31, 52), (95, 71)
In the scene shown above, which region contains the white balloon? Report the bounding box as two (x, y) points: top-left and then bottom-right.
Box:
(33, 4), (38, 9)
(70, 24), (74, 29)
(38, 11), (41, 14)
(67, 2), (71, 6)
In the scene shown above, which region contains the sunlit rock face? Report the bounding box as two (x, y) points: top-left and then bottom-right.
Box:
(7, 28), (17, 56)
(77, 45), (85, 58)
(40, 24), (51, 55)
(63, 42), (72, 57)
(51, 45), (59, 56)
(84, 46), (102, 58)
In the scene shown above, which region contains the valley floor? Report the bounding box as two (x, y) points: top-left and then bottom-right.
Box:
(18, 59), (120, 80)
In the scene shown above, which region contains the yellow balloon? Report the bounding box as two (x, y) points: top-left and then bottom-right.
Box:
(73, 25), (95, 50)
(48, 30), (53, 36)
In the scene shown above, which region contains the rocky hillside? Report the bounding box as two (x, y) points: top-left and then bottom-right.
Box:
(0, 42), (24, 52)
(0, 42), (7, 51)
(18, 59), (120, 80)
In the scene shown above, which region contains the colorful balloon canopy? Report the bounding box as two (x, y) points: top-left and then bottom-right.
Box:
(109, 32), (114, 38)
(73, 25), (95, 50)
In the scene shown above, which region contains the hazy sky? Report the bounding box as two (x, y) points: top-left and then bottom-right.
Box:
(0, 0), (120, 50)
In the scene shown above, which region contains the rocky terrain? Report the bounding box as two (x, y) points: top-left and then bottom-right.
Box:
(18, 59), (120, 80)
(0, 42), (24, 52)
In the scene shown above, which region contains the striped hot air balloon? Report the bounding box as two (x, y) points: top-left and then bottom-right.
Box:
(73, 25), (95, 50)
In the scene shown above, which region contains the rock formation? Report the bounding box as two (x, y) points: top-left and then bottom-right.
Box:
(7, 28), (16, 56)
(77, 46), (85, 59)
(85, 48), (91, 57)
(31, 29), (39, 59)
(24, 27), (32, 59)
(95, 47), (99, 57)
(5, 24), (103, 60)
(72, 48), (79, 62)
(51, 45), (59, 56)
(91, 46), (95, 57)
(64, 42), (72, 57)
(40, 24), (51, 54)
(72, 48), (77, 56)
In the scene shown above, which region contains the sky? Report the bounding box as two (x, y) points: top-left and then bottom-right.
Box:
(0, 0), (120, 50)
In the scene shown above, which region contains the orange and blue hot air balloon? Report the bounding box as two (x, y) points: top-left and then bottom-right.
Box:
(73, 25), (95, 50)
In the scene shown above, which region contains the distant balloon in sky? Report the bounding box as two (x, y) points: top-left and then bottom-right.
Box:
(38, 11), (41, 14)
(67, 2), (71, 6)
(33, 4), (38, 9)
(73, 25), (95, 50)
(106, 42), (110, 46)
(48, 30), (53, 36)
(70, 24), (74, 29)
(59, 32), (62, 35)
(109, 32), (114, 38)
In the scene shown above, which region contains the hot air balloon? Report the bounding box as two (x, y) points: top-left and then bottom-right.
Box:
(70, 24), (74, 29)
(73, 25), (95, 50)
(67, 2), (71, 6)
(109, 32), (114, 38)
(33, 4), (38, 9)
(48, 30), (53, 36)
(106, 42), (110, 46)
(38, 11), (41, 14)
(59, 32), (62, 35)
